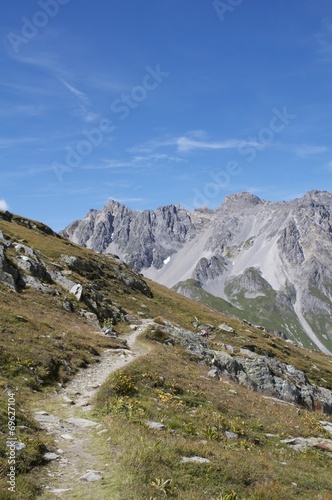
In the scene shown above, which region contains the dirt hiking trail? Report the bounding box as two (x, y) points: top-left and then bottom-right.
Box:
(33, 320), (152, 499)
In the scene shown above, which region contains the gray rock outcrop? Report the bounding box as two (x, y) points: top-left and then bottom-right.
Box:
(151, 321), (332, 415)
(0, 216), (153, 332)
(0, 244), (19, 289)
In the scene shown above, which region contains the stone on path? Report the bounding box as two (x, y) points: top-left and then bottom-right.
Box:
(34, 412), (60, 424)
(80, 471), (103, 482)
(65, 417), (98, 428)
(60, 434), (74, 440)
(49, 489), (72, 494)
(181, 456), (210, 464)
(43, 452), (60, 461)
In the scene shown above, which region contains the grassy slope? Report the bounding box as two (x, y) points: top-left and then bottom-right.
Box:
(0, 213), (332, 499)
(95, 338), (332, 499)
(173, 277), (331, 352)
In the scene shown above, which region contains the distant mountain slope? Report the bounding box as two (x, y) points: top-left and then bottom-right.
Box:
(61, 191), (332, 354)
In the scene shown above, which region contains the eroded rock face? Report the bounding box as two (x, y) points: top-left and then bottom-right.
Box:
(13, 243), (50, 281)
(0, 244), (19, 289)
(211, 351), (332, 414)
(61, 191), (332, 354)
(193, 255), (227, 283)
(152, 321), (332, 415)
(61, 200), (196, 271)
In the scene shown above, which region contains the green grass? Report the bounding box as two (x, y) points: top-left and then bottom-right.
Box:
(94, 338), (332, 499)
(173, 274), (331, 353)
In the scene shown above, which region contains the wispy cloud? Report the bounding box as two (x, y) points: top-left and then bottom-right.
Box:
(131, 153), (184, 163)
(107, 196), (145, 204)
(0, 137), (40, 149)
(83, 153), (184, 170)
(21, 186), (95, 198)
(87, 76), (131, 94)
(293, 144), (328, 158)
(132, 132), (260, 154)
(58, 79), (103, 123)
(0, 165), (54, 181)
(0, 199), (9, 211)
(176, 136), (255, 152)
(316, 18), (332, 62)
(8, 51), (96, 122)
(9, 51), (65, 76)
(83, 160), (134, 170)
(60, 80), (90, 105)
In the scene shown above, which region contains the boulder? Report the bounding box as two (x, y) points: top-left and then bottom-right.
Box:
(80, 310), (100, 329)
(48, 269), (76, 291)
(80, 471), (103, 482)
(145, 421), (166, 431)
(212, 352), (332, 414)
(218, 323), (235, 334)
(70, 283), (83, 301)
(281, 436), (332, 453)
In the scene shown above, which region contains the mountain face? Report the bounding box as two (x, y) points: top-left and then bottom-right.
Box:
(61, 191), (332, 354)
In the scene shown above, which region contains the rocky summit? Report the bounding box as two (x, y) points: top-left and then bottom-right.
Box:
(62, 190), (332, 354)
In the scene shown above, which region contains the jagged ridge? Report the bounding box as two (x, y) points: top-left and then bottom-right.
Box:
(62, 191), (332, 354)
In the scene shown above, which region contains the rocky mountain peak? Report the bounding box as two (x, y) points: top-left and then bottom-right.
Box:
(62, 191), (332, 354)
(220, 192), (264, 208)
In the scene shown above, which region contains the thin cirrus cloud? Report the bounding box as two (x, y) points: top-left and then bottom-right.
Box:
(83, 153), (184, 170)
(294, 145), (328, 158)
(132, 134), (261, 154)
(60, 80), (90, 105)
(175, 136), (258, 152)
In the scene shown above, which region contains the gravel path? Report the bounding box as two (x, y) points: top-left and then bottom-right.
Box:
(34, 321), (152, 499)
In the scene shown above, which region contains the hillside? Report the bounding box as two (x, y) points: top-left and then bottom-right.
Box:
(61, 191), (332, 355)
(0, 210), (332, 499)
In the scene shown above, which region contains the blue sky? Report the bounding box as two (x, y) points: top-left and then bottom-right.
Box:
(1, 0), (332, 230)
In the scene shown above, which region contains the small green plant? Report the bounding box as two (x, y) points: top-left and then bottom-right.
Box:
(204, 424), (221, 441)
(145, 327), (169, 343)
(112, 371), (138, 396)
(212, 492), (237, 500)
(105, 396), (145, 419)
(103, 318), (113, 328)
(150, 477), (172, 497)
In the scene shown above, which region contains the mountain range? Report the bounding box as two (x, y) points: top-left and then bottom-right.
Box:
(62, 190), (332, 355)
